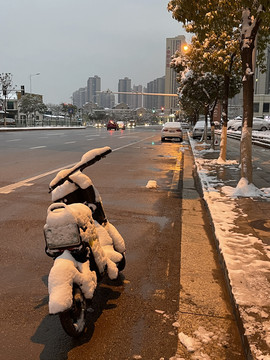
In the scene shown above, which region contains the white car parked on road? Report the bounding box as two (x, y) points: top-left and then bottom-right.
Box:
(161, 121), (183, 142)
(192, 120), (211, 139)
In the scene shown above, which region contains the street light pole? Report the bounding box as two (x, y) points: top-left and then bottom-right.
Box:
(29, 72), (40, 94)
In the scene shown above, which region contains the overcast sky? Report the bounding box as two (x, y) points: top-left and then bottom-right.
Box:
(1, 0), (189, 105)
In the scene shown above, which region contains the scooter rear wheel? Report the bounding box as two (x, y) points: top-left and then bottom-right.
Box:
(59, 284), (87, 337)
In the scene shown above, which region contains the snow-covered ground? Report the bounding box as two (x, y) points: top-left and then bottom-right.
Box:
(186, 137), (270, 360)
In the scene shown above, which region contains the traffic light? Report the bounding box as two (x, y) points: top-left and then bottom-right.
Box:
(21, 85), (25, 96)
(161, 107), (164, 113)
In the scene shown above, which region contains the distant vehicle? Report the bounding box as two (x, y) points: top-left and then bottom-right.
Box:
(106, 120), (119, 131)
(227, 117), (242, 130)
(117, 121), (125, 130)
(161, 121), (183, 142)
(0, 118), (15, 126)
(127, 120), (136, 128)
(94, 122), (104, 128)
(231, 118), (270, 131)
(192, 120), (211, 139)
(180, 122), (190, 130)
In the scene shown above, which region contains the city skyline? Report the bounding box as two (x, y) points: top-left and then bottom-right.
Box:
(72, 74), (165, 110)
(1, 0), (189, 105)
(72, 35), (186, 111)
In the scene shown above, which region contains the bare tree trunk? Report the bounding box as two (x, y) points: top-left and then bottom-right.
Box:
(240, 8), (259, 184)
(210, 122), (215, 149)
(217, 129), (227, 165)
(240, 45), (253, 183)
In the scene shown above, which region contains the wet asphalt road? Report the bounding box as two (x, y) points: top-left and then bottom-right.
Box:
(0, 126), (184, 360)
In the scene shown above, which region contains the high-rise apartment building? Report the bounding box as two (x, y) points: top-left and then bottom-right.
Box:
(97, 91), (115, 109)
(165, 35), (186, 112)
(72, 75), (101, 108)
(72, 90), (80, 108)
(87, 75), (101, 104)
(118, 77), (132, 106)
(72, 87), (87, 108)
(130, 85), (143, 109)
(145, 76), (165, 111)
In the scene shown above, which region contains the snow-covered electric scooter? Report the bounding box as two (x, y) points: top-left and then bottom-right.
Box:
(44, 147), (126, 337)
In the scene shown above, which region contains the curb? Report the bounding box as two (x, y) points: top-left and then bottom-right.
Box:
(168, 147), (184, 196)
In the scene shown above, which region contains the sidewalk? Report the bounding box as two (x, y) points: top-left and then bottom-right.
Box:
(189, 137), (270, 360)
(174, 142), (245, 360)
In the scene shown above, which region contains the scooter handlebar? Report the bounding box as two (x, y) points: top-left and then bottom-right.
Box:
(49, 147), (112, 192)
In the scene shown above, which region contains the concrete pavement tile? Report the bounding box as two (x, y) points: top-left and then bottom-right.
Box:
(181, 196), (203, 209)
(179, 271), (233, 318)
(180, 225), (206, 245)
(181, 219), (213, 242)
(175, 312), (245, 359)
(237, 199), (266, 218)
(255, 201), (270, 210)
(181, 188), (202, 200)
(180, 242), (218, 274)
(230, 218), (256, 236)
(183, 177), (196, 188)
(252, 172), (270, 189)
(181, 211), (205, 226)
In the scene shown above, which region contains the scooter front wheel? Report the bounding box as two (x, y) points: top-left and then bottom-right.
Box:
(59, 284), (87, 337)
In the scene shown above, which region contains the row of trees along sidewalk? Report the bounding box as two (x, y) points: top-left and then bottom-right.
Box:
(168, 0), (270, 186)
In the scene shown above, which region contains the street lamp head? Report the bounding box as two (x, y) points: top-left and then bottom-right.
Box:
(182, 44), (189, 53)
